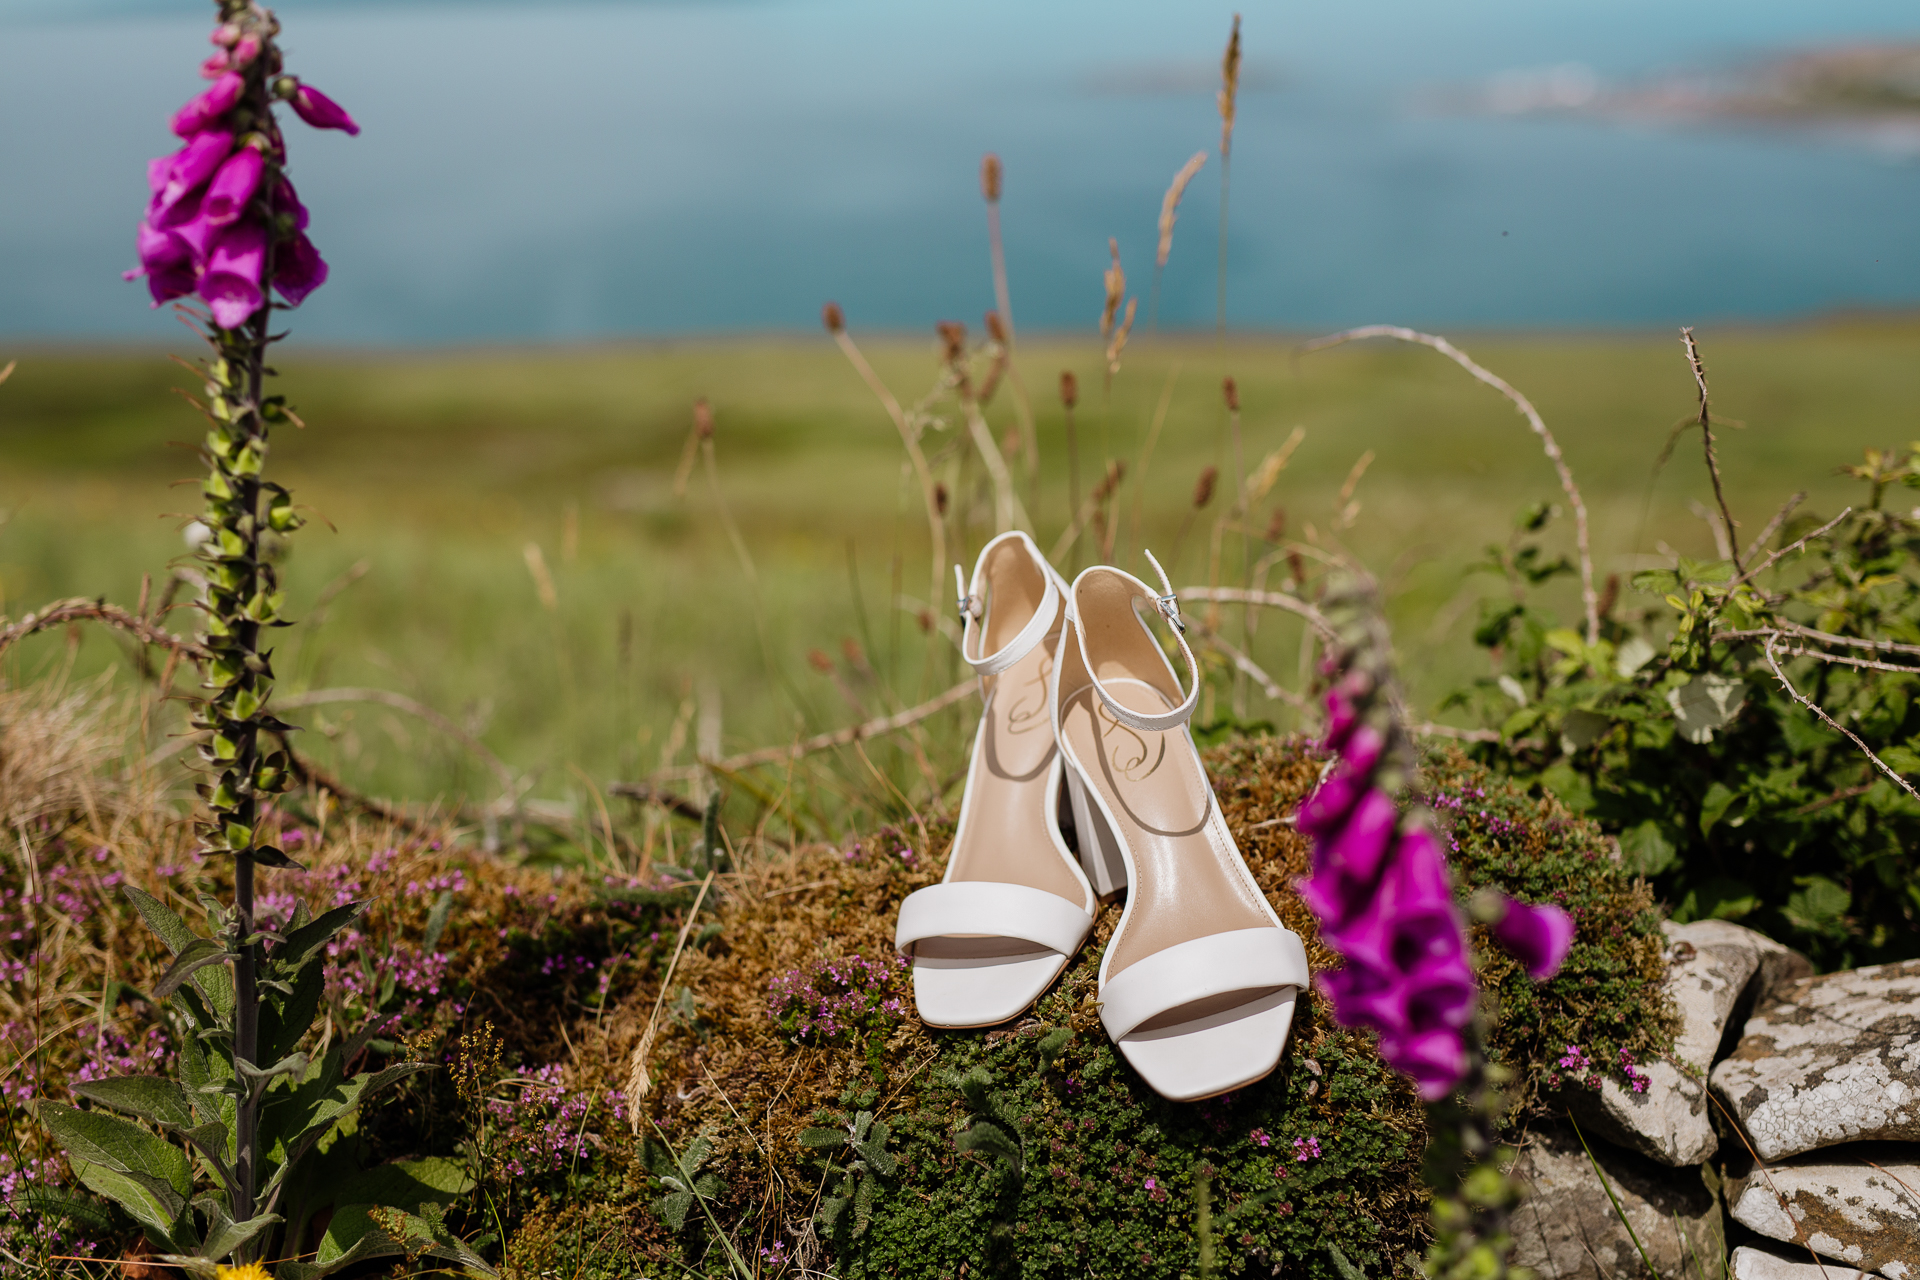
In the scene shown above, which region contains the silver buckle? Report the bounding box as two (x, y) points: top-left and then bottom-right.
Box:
(957, 592), (981, 624)
(1156, 591), (1186, 634)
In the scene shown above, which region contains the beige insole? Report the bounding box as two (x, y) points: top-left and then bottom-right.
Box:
(1057, 576), (1272, 978)
(942, 544), (1082, 907)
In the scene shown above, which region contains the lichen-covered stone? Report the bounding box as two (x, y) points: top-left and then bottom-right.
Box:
(1728, 1151), (1920, 1280)
(1569, 920), (1804, 1166)
(1732, 1244), (1874, 1280)
(1509, 1124), (1724, 1280)
(1711, 961), (1920, 1161)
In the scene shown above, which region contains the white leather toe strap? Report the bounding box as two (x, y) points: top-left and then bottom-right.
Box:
(1100, 927), (1310, 1040)
(895, 881), (1093, 957)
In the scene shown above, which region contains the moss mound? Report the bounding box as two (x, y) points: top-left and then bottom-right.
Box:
(626, 736), (1675, 1279)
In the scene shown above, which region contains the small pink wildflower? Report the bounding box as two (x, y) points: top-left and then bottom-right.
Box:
(1293, 1136), (1322, 1162)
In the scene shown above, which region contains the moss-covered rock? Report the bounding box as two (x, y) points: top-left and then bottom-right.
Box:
(627, 735), (1675, 1278)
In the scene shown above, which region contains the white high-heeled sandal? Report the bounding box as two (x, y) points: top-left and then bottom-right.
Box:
(893, 531), (1096, 1028)
(1051, 553), (1310, 1100)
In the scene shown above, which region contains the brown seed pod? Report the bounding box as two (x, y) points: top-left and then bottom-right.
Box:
(934, 482), (950, 516)
(694, 398), (714, 440)
(806, 648), (833, 673)
(1222, 376), (1240, 412)
(936, 321), (967, 365)
(1059, 370), (1078, 409)
(1193, 465), (1218, 509)
(821, 301), (844, 333)
(1265, 506), (1287, 542)
(981, 153), (1002, 203)
(984, 310), (1007, 344)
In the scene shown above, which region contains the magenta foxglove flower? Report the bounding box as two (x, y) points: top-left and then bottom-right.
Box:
(199, 222), (266, 329)
(273, 233), (328, 306)
(171, 72), (244, 137)
(201, 146), (265, 228)
(1297, 687), (1478, 1100)
(1490, 897), (1575, 980)
(150, 130), (234, 221)
(289, 84), (360, 136)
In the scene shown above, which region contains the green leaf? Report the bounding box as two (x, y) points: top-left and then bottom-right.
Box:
(154, 938), (229, 1000)
(38, 1101), (193, 1197)
(1700, 781), (1744, 836)
(71, 1077), (196, 1130)
(19, 1187), (120, 1235)
(1784, 875), (1852, 937)
(277, 901), (366, 972)
(259, 955), (325, 1067)
(191, 1203), (280, 1262)
(123, 885), (198, 956)
(1667, 674), (1748, 744)
(330, 1157), (474, 1214)
(67, 1159), (190, 1248)
(798, 1127), (845, 1149)
(658, 1190), (694, 1233)
(1675, 877), (1760, 923)
(1618, 820), (1678, 877)
(1329, 1243), (1370, 1280)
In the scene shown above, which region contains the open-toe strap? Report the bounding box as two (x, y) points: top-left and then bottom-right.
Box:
(895, 881), (1093, 957)
(1099, 927), (1310, 1041)
(1070, 550), (1203, 733)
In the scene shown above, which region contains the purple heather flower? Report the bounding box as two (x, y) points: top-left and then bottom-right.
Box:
(1490, 897), (1574, 981)
(171, 72), (244, 137)
(199, 222), (266, 328)
(201, 145), (265, 228)
(289, 84), (360, 136)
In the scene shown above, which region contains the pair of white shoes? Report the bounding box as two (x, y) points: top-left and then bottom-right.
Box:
(893, 531), (1310, 1102)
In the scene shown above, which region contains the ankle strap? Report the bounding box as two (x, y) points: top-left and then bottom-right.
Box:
(956, 533), (1065, 679)
(1071, 550), (1202, 734)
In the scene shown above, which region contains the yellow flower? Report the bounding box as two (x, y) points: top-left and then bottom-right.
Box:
(216, 1264), (272, 1280)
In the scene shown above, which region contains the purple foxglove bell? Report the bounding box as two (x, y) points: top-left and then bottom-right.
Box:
(1379, 1027), (1469, 1100)
(172, 73), (244, 137)
(272, 232), (328, 307)
(289, 84), (360, 135)
(1490, 896), (1575, 981)
(272, 179), (310, 231)
(151, 131), (234, 221)
(199, 222), (266, 328)
(201, 146), (264, 228)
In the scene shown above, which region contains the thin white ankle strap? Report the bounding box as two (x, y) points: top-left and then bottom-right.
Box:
(1072, 551), (1202, 734)
(956, 533), (1065, 679)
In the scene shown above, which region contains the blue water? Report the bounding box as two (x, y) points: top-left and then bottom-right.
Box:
(2, 0), (1917, 341)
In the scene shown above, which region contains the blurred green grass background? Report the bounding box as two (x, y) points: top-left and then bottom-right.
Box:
(2, 319), (1915, 821)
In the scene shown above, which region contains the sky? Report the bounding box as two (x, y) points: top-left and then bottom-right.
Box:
(2, 0), (1917, 341)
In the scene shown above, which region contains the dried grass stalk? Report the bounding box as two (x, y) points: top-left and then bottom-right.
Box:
(1157, 151), (1209, 269)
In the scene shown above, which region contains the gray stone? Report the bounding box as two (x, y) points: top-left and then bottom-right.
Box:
(1567, 920), (1806, 1166)
(1731, 1244), (1872, 1280)
(1511, 1123), (1725, 1280)
(1728, 1148), (1920, 1280)
(1712, 961), (1920, 1161)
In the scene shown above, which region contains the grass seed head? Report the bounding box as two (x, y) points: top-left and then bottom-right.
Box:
(1219, 14), (1242, 157)
(1059, 369), (1078, 409)
(1265, 506), (1287, 543)
(1156, 150), (1209, 269)
(984, 309), (1006, 344)
(980, 152), (1002, 203)
(821, 300), (845, 333)
(1100, 238), (1126, 340)
(934, 482), (949, 516)
(693, 397), (714, 440)
(1223, 375), (1240, 412)
(1193, 465), (1218, 509)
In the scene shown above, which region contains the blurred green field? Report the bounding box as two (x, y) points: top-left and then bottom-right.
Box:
(2, 319), (1916, 823)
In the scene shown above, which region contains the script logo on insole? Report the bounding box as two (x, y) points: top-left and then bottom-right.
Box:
(1003, 654), (1052, 736)
(1096, 698), (1166, 782)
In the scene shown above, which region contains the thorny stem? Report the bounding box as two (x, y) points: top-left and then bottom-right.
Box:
(1682, 328), (1744, 576)
(1762, 634), (1920, 803)
(1301, 325), (1600, 645)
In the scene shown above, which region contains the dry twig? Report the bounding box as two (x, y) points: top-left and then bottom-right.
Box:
(1301, 325), (1599, 645)
(1762, 634), (1920, 802)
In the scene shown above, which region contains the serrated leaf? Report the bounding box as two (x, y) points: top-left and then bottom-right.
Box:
(798, 1127), (845, 1149)
(123, 885), (198, 956)
(38, 1101), (192, 1197)
(67, 1158), (189, 1247)
(194, 1203), (280, 1262)
(658, 1190), (694, 1232)
(154, 939), (229, 1000)
(72, 1077), (195, 1130)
